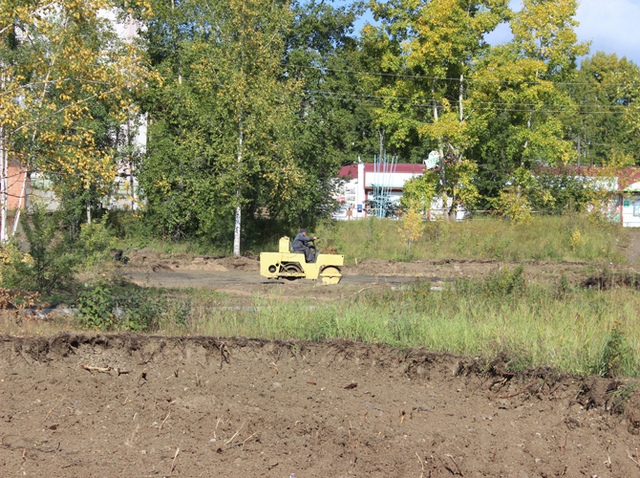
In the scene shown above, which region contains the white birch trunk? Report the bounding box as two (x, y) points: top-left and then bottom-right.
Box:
(459, 73), (464, 122)
(0, 113), (7, 243)
(0, 68), (7, 243)
(233, 202), (241, 257)
(432, 80), (449, 220)
(128, 115), (137, 210)
(233, 114), (243, 257)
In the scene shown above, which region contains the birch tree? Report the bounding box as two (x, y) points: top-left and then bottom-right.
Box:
(0, 0), (149, 240)
(470, 0), (589, 198)
(364, 0), (507, 213)
(140, 0), (305, 255)
(565, 52), (640, 166)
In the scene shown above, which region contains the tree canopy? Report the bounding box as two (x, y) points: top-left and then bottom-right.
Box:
(0, 0), (148, 239)
(2, 0), (639, 251)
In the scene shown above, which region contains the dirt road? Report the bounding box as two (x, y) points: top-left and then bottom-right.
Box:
(120, 248), (608, 298)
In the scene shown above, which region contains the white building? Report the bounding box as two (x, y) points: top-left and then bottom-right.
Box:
(333, 162), (427, 219)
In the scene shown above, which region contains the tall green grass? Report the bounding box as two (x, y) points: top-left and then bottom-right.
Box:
(310, 215), (628, 263)
(113, 213), (629, 263)
(162, 270), (640, 378)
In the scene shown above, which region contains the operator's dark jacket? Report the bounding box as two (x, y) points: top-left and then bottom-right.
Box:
(292, 233), (314, 251)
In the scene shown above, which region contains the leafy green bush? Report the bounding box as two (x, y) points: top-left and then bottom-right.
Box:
(1, 206), (119, 292)
(76, 277), (191, 331)
(1, 206), (77, 293)
(76, 279), (116, 329)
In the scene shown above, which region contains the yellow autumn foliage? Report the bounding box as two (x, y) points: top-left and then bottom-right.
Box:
(1, 0), (149, 198)
(397, 202), (425, 255)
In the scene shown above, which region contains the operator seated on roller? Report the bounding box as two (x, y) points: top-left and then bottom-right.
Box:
(292, 228), (317, 263)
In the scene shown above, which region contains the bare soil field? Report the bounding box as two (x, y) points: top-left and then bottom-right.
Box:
(119, 247), (619, 302)
(2, 334), (640, 478)
(3, 235), (640, 476)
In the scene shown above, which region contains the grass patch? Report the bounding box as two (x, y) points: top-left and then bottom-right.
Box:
(155, 272), (640, 378)
(2, 214), (637, 378)
(312, 215), (627, 264)
(4, 269), (640, 377)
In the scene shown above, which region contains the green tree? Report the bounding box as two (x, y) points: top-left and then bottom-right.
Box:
(565, 52), (640, 166)
(364, 0), (506, 214)
(140, 0), (306, 254)
(284, 1), (375, 224)
(470, 0), (588, 201)
(401, 174), (437, 215)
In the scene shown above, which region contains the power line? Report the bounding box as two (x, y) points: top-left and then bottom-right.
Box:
(291, 64), (640, 88)
(307, 90), (640, 115)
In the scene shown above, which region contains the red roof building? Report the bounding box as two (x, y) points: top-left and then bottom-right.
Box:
(334, 162), (427, 219)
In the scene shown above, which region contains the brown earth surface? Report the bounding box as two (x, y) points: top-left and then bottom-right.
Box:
(2, 334), (640, 478)
(2, 232), (640, 476)
(118, 246), (635, 301)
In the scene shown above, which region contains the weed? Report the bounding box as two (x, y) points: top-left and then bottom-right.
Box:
(592, 322), (629, 378)
(488, 265), (525, 296)
(608, 383), (638, 414)
(570, 228), (585, 251)
(554, 273), (572, 300)
(77, 279), (116, 330)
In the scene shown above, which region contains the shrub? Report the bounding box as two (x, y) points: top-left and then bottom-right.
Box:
(76, 279), (116, 329)
(76, 277), (190, 331)
(75, 219), (115, 268)
(455, 265), (526, 298)
(1, 206), (77, 293)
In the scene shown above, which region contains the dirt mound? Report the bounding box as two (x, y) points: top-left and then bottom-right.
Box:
(124, 248), (260, 273)
(1, 334), (639, 477)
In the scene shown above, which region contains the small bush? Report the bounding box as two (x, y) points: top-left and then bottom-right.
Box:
(76, 277), (191, 331)
(76, 279), (116, 329)
(1, 206), (77, 293)
(75, 219), (115, 268)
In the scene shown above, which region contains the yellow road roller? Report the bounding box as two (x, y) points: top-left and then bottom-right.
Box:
(260, 236), (344, 284)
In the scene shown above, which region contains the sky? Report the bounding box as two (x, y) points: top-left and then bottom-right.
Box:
(574, 0), (640, 65)
(350, 0), (640, 66)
